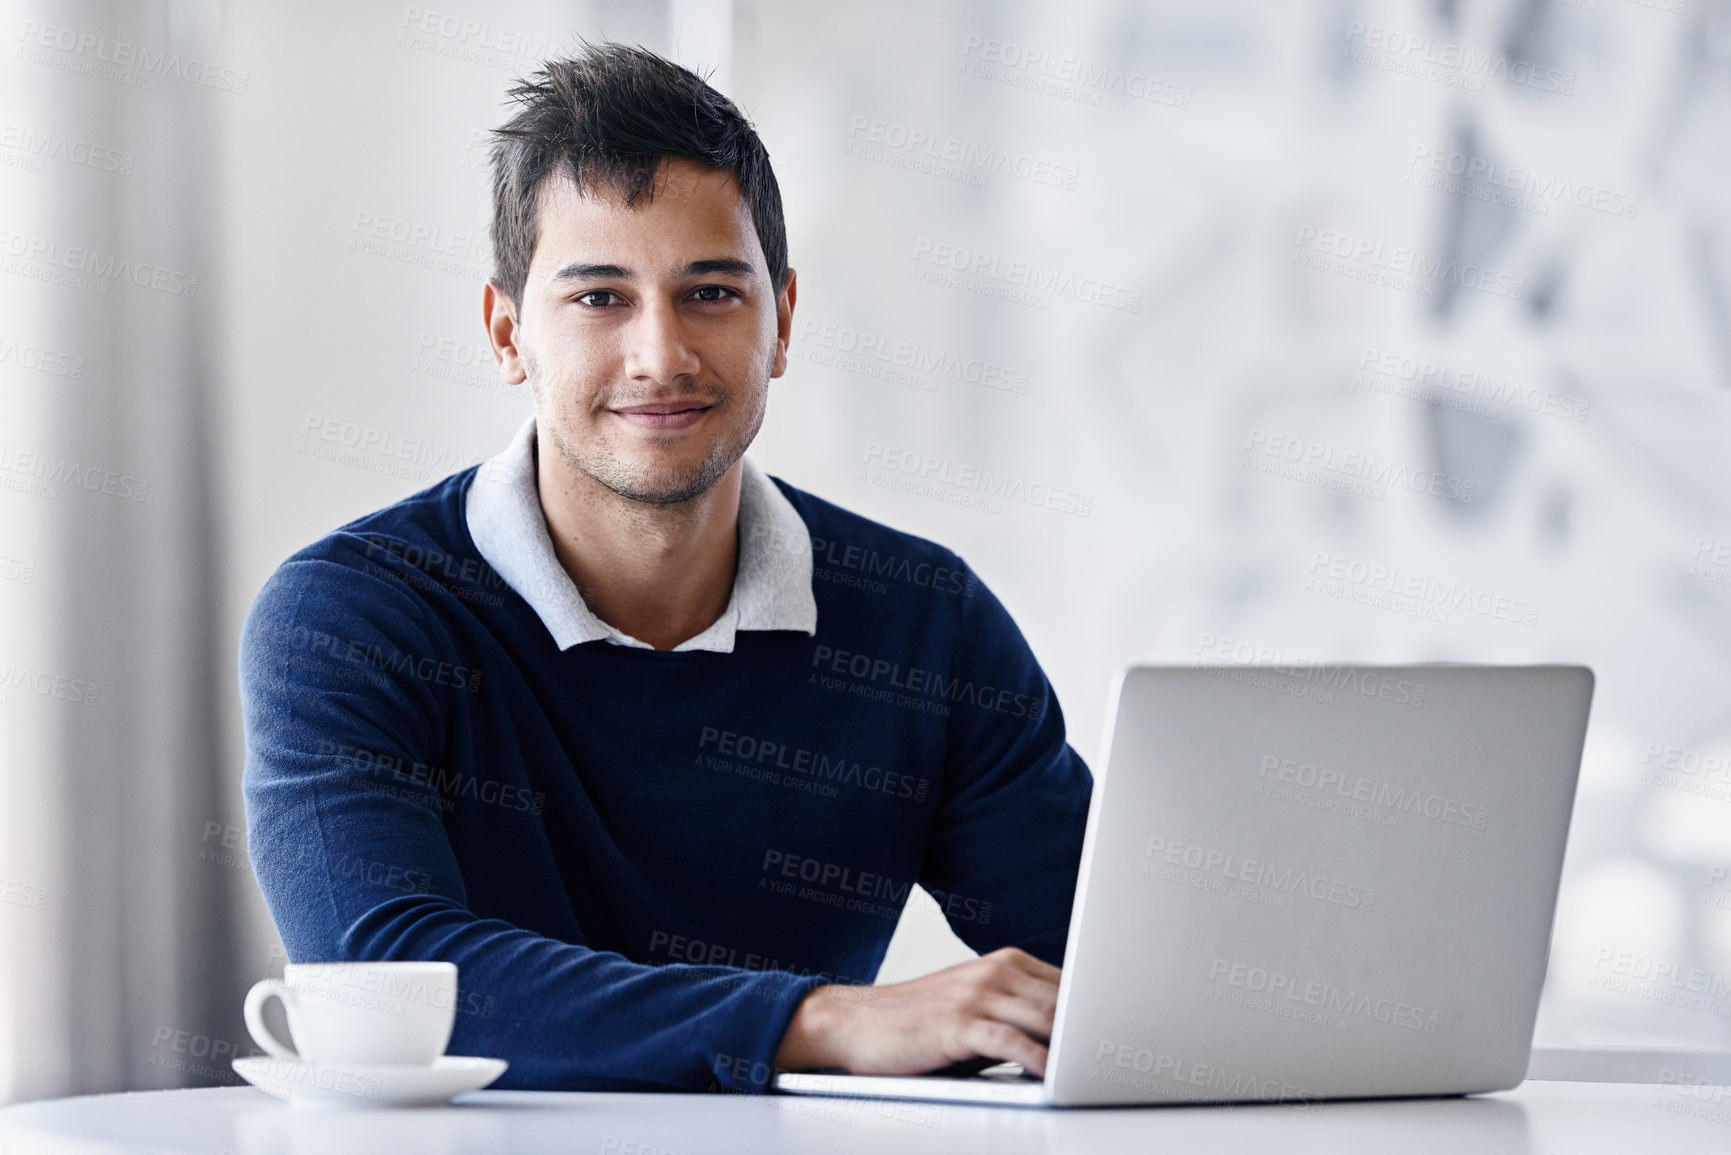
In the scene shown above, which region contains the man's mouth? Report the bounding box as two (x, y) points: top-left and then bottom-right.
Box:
(610, 399), (715, 430)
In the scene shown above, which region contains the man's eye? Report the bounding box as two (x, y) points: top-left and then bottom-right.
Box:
(576, 290), (615, 308)
(692, 285), (736, 303)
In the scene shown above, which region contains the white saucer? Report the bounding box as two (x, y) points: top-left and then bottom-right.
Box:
(232, 1054), (508, 1108)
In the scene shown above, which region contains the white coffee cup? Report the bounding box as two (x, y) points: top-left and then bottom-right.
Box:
(244, 960), (458, 1067)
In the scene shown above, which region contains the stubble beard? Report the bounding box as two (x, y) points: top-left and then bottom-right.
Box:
(525, 345), (770, 507)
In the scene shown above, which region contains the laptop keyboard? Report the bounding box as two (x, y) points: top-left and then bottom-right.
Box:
(918, 1060), (1039, 1082)
(974, 1063), (1040, 1082)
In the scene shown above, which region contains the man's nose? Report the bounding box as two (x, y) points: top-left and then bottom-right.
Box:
(623, 299), (701, 385)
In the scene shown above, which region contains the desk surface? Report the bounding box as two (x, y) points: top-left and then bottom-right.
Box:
(0, 1081), (1727, 1154)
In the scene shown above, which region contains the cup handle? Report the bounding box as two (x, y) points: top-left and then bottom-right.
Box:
(243, 979), (302, 1062)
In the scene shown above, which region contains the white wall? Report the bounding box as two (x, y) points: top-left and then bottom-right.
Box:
(217, 0), (1731, 1046)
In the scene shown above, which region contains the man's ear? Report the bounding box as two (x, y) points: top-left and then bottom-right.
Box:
(771, 267), (798, 379)
(483, 279), (528, 385)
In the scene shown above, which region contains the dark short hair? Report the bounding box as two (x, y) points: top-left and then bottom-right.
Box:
(488, 43), (788, 311)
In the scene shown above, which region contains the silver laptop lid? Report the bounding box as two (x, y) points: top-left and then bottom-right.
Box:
(1046, 664), (1592, 1107)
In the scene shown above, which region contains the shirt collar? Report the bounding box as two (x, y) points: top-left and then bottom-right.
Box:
(464, 414), (817, 653)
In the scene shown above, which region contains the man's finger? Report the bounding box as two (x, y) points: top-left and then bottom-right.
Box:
(979, 989), (1056, 1043)
(991, 947), (1061, 983)
(964, 1018), (1050, 1077)
(983, 958), (1061, 1012)
(983, 965), (1059, 1018)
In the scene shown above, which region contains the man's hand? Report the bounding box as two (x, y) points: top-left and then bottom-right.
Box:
(773, 947), (1060, 1077)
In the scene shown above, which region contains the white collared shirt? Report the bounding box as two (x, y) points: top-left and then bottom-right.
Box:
(465, 415), (818, 653)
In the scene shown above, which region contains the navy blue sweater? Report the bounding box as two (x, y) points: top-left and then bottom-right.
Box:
(239, 466), (1092, 1092)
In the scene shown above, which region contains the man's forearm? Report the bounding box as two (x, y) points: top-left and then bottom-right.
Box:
(774, 984), (857, 1071)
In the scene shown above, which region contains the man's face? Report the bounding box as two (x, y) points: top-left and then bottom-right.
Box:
(487, 157), (794, 505)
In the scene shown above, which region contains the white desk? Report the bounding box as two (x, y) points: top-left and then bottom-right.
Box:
(0, 1080), (1724, 1153)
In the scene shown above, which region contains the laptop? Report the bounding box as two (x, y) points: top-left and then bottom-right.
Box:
(775, 663), (1594, 1107)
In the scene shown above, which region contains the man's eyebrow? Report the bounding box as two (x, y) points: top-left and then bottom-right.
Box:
(684, 257), (756, 279)
(550, 262), (631, 282)
(547, 258), (756, 283)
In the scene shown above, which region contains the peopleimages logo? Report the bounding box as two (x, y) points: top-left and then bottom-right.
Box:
(695, 725), (930, 802)
(1257, 755), (1487, 829)
(1642, 740), (1731, 785)
(759, 849), (993, 925)
(350, 210), (489, 263)
(1293, 225), (1525, 300)
(1405, 144), (1639, 220)
(1341, 21), (1575, 95)
(1243, 428), (1475, 504)
(1589, 947), (1731, 1008)
(298, 414), (486, 487)
(1691, 538), (1731, 591)
(1305, 551), (1540, 628)
(0, 661), (99, 707)
(862, 442), (1093, 517)
(811, 534), (979, 599)
(1206, 957), (1441, 1033)
(796, 319), (1030, 396)
(396, 6), (566, 69)
(1356, 346), (1589, 423)
(0, 442), (148, 502)
(0, 552), (36, 584)
(283, 623), (483, 694)
(910, 237), (1141, 312)
(759, 849), (911, 921)
(1142, 835), (1376, 911)
(0, 877), (49, 912)
(846, 115), (1080, 190)
(957, 35), (1193, 110)
(0, 122), (134, 175)
(15, 20), (250, 93)
(0, 332), (84, 378)
(1091, 1041), (1320, 1108)
(347, 209), (490, 280)
(291, 844), (433, 895)
(1193, 634), (1426, 709)
(1703, 866), (1731, 913)
(315, 739), (546, 816)
(810, 642), (1042, 721)
(0, 222), (199, 297)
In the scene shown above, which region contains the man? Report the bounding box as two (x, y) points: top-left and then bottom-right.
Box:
(240, 43), (1091, 1093)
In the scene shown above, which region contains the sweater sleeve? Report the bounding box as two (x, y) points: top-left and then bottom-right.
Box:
(239, 554), (824, 1092)
(916, 563), (1094, 966)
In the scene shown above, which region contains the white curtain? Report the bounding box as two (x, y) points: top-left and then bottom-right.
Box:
(0, 0), (240, 1102)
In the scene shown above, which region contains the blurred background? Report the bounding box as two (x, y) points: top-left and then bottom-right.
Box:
(1, 0), (1728, 1103)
